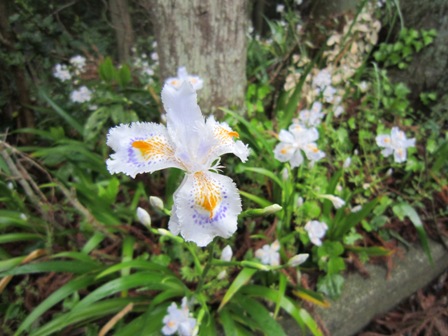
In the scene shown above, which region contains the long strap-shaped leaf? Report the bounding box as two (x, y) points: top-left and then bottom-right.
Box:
(218, 268), (257, 311)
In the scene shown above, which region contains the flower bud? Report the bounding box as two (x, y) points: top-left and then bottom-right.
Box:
(321, 194), (345, 209)
(351, 205), (362, 213)
(149, 196), (164, 211)
(288, 253), (309, 267)
(136, 207), (151, 228)
(343, 157), (351, 169)
(221, 245), (233, 262)
(263, 204), (282, 215)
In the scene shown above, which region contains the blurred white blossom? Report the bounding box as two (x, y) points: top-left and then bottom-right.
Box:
(304, 220), (328, 246)
(70, 86), (92, 103)
(321, 194), (345, 209)
(276, 4), (285, 13)
(53, 64), (72, 82)
(343, 157), (351, 169)
(162, 298), (197, 336)
(376, 127), (415, 163)
(255, 240), (280, 266)
(69, 55), (86, 74)
(274, 123), (325, 168)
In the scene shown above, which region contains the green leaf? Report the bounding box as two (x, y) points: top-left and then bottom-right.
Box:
(118, 64), (132, 87)
(96, 260), (171, 279)
(317, 274), (344, 300)
(392, 202), (432, 263)
(83, 107), (109, 142)
(1, 261), (100, 276)
(219, 268), (257, 311)
(30, 298), (140, 336)
(15, 274), (98, 335)
(241, 285), (323, 336)
(292, 287), (330, 308)
(0, 233), (42, 244)
(346, 246), (392, 257)
(39, 91), (84, 135)
(219, 308), (239, 336)
(73, 272), (183, 311)
(330, 198), (379, 240)
(99, 57), (116, 83)
(236, 295), (286, 336)
(239, 167), (283, 189)
(81, 232), (105, 255)
(239, 190), (271, 208)
(274, 273), (287, 318)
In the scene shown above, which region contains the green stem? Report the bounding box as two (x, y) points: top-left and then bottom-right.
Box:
(196, 239), (216, 294)
(185, 243), (203, 275)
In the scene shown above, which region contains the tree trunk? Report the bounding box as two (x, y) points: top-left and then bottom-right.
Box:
(144, 0), (248, 114)
(388, 1), (448, 107)
(109, 0), (135, 63)
(0, 0), (35, 142)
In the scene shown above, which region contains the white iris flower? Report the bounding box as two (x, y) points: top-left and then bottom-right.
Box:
(162, 297), (197, 336)
(376, 127), (415, 163)
(106, 77), (249, 247)
(274, 123), (325, 168)
(255, 240), (280, 266)
(304, 220), (328, 246)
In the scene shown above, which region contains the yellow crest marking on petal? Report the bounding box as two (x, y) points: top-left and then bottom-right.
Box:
(216, 126), (239, 141)
(194, 172), (222, 218)
(132, 137), (174, 160)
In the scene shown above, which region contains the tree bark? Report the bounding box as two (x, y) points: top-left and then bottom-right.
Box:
(109, 0), (135, 63)
(144, 0), (248, 114)
(0, 0), (35, 142)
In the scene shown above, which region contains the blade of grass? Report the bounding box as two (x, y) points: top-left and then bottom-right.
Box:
(39, 90), (84, 135)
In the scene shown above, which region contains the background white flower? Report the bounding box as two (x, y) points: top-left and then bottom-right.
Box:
(69, 55), (86, 74)
(53, 64), (72, 82)
(162, 298), (196, 336)
(274, 123), (325, 168)
(70, 86), (92, 103)
(376, 127), (415, 163)
(255, 240), (280, 266)
(304, 220), (328, 246)
(321, 194), (345, 209)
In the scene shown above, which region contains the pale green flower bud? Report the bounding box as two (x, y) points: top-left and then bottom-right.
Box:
(288, 253), (309, 267)
(136, 207), (151, 228)
(221, 245), (233, 262)
(320, 194), (345, 209)
(263, 204), (282, 215)
(149, 196), (164, 211)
